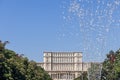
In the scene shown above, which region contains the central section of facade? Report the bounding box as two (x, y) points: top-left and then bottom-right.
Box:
(39, 52), (85, 80)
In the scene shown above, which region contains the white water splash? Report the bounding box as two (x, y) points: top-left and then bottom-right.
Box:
(61, 0), (120, 62)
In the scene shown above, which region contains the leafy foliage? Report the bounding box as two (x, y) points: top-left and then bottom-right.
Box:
(101, 49), (120, 80)
(0, 41), (52, 80)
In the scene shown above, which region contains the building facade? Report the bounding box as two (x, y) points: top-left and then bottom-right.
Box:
(37, 52), (91, 80)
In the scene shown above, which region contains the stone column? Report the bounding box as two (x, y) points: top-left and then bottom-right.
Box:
(58, 73), (60, 80)
(68, 72), (70, 80)
(65, 72), (67, 80)
(75, 72), (78, 78)
(57, 73), (58, 80)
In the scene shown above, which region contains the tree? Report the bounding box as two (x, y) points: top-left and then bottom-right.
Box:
(0, 40), (52, 80)
(0, 40), (9, 51)
(114, 49), (120, 79)
(101, 49), (120, 80)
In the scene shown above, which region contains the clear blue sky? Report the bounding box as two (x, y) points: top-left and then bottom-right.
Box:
(0, 0), (120, 62)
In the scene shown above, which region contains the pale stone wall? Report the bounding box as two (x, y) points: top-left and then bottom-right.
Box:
(37, 52), (93, 80)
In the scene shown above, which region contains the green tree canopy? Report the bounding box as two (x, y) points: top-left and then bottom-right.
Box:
(0, 40), (52, 80)
(101, 49), (120, 80)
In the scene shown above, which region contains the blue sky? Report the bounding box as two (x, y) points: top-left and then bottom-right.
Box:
(0, 0), (120, 62)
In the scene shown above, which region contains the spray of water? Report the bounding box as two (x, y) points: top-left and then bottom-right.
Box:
(61, 0), (120, 62)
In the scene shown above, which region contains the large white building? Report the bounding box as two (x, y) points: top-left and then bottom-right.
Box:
(37, 52), (92, 80)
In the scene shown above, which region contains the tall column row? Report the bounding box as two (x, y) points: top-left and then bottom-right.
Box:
(51, 72), (75, 80)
